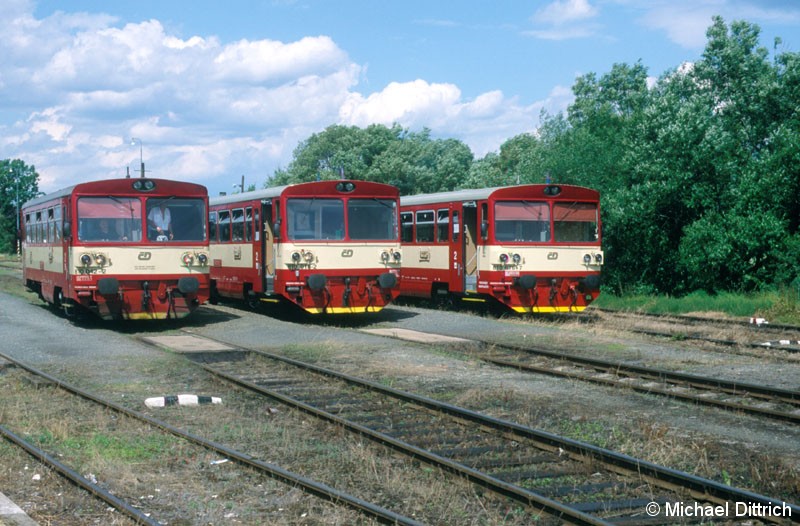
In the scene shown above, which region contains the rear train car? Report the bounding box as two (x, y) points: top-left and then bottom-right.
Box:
(22, 177), (210, 320)
(400, 184), (603, 313)
(208, 180), (401, 314)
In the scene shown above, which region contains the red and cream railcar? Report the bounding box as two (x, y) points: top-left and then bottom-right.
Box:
(400, 184), (603, 313)
(22, 178), (210, 320)
(208, 180), (401, 314)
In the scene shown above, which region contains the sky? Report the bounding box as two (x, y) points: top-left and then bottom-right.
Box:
(2, 0), (799, 197)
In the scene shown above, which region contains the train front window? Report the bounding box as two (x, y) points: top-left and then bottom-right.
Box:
(77, 197), (142, 242)
(553, 202), (598, 242)
(145, 198), (207, 242)
(494, 201), (550, 242)
(348, 199), (398, 241)
(287, 198), (344, 240)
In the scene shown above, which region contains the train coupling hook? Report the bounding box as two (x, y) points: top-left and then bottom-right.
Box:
(141, 281), (151, 311)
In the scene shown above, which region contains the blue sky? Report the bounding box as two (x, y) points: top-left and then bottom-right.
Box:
(2, 0), (799, 197)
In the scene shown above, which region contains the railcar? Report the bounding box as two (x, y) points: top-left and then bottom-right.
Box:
(22, 177), (210, 320)
(208, 180), (401, 314)
(399, 184), (603, 313)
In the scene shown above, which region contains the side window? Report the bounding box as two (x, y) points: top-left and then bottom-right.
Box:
(245, 207), (253, 241)
(47, 208), (56, 243)
(401, 212), (413, 243)
(218, 210), (231, 242)
(452, 210), (460, 242)
(232, 208), (244, 241)
(25, 214), (31, 243)
(208, 211), (217, 242)
(415, 210), (434, 243)
(35, 211), (43, 243)
(436, 209), (449, 243)
(53, 207), (62, 242)
(480, 202), (488, 240)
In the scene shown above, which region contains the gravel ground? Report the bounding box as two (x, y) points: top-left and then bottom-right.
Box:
(1, 290), (798, 518)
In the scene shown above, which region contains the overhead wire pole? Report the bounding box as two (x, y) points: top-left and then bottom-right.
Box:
(9, 166), (20, 255)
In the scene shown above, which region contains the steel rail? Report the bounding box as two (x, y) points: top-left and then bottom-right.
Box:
(482, 354), (800, 424)
(0, 424), (161, 526)
(0, 351), (422, 526)
(590, 309), (800, 353)
(183, 332), (799, 524)
(196, 359), (612, 526)
(477, 339), (800, 404)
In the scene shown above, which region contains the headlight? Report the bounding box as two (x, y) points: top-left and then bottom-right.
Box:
(291, 251), (301, 262)
(499, 253), (509, 263)
(380, 251), (390, 262)
(94, 254), (107, 266)
(182, 253), (194, 265)
(512, 253), (521, 264)
(392, 250), (401, 262)
(303, 251), (315, 263)
(583, 254), (592, 264)
(197, 253), (208, 266)
(80, 253), (92, 266)
(594, 253), (603, 264)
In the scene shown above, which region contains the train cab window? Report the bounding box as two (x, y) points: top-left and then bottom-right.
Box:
(401, 212), (413, 243)
(208, 211), (218, 242)
(146, 197), (206, 242)
(553, 202), (598, 242)
(245, 207), (253, 241)
(232, 208), (245, 241)
(494, 201), (550, 242)
(436, 209), (449, 243)
(218, 210), (231, 242)
(348, 199), (398, 241)
(415, 210), (434, 243)
(78, 197), (141, 242)
(287, 198), (344, 241)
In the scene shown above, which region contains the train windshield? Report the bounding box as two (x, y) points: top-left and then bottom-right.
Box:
(287, 198), (345, 240)
(348, 199), (398, 240)
(494, 201), (551, 242)
(145, 198), (207, 242)
(77, 197), (142, 242)
(553, 202), (599, 242)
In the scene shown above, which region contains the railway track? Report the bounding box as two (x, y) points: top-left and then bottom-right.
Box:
(587, 308), (800, 354)
(0, 351), (421, 526)
(178, 330), (798, 525)
(365, 328), (800, 425)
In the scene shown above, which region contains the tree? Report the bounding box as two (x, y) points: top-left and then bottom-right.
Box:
(1, 159), (40, 253)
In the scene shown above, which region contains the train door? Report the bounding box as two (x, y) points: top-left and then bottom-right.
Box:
(448, 206), (461, 292)
(260, 200), (276, 294)
(462, 202), (478, 292)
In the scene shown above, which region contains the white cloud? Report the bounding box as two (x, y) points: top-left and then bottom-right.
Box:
(534, 0), (599, 25)
(526, 0), (600, 40)
(0, 4), (563, 194)
(633, 0), (800, 49)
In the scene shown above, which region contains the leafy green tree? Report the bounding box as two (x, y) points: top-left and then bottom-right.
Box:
(1, 159), (40, 254)
(273, 123), (472, 194)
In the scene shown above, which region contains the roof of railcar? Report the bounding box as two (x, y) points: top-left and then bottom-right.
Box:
(209, 180), (398, 207)
(400, 184), (599, 207)
(23, 178), (207, 209)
